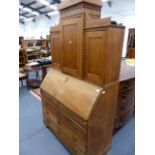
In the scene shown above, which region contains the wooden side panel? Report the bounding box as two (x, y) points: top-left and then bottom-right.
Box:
(61, 16), (84, 78)
(87, 82), (119, 155)
(51, 31), (61, 70)
(84, 30), (107, 84)
(105, 28), (125, 84)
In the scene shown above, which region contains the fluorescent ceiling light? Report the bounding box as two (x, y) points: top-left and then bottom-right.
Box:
(49, 5), (58, 10)
(23, 7), (32, 12)
(24, 17), (34, 21)
(102, 0), (110, 2)
(48, 11), (59, 16)
(19, 16), (26, 20)
(37, 0), (50, 6)
(19, 5), (23, 9)
(32, 11), (40, 16)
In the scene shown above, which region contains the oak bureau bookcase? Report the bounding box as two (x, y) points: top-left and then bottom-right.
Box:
(41, 0), (125, 155)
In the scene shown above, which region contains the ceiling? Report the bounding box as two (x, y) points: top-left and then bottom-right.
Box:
(19, 0), (62, 24)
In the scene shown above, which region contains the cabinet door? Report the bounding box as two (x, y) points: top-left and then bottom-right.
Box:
(84, 31), (107, 84)
(51, 32), (61, 70)
(61, 17), (83, 77)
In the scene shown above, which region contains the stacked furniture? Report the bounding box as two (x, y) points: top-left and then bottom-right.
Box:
(114, 64), (135, 133)
(41, 0), (125, 155)
(21, 39), (50, 63)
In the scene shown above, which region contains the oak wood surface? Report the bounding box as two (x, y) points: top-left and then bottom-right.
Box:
(41, 69), (103, 121)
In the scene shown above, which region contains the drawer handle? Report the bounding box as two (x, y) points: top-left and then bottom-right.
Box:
(123, 94), (128, 98)
(124, 85), (129, 89)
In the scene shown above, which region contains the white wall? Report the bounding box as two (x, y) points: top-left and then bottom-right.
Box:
(19, 0), (135, 57)
(101, 0), (135, 57)
(19, 14), (60, 39)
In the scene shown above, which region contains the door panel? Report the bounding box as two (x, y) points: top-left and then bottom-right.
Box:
(61, 17), (83, 77)
(51, 32), (61, 69)
(85, 31), (107, 84)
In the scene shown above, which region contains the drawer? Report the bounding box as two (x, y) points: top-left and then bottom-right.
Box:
(57, 128), (86, 155)
(116, 97), (134, 114)
(59, 111), (87, 142)
(119, 79), (135, 92)
(46, 117), (58, 135)
(58, 119), (87, 153)
(59, 104), (88, 129)
(46, 116), (86, 155)
(118, 88), (134, 102)
(114, 108), (134, 129)
(46, 108), (58, 125)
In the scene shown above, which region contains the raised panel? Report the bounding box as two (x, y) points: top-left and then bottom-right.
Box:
(63, 24), (78, 69)
(85, 31), (107, 84)
(51, 33), (61, 69)
(61, 17), (83, 77)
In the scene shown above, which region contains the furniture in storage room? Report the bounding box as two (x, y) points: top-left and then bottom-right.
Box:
(22, 39), (49, 63)
(41, 70), (119, 155)
(113, 64), (135, 133)
(126, 28), (135, 58)
(42, 0), (125, 155)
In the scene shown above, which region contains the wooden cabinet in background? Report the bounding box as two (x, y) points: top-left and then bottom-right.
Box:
(114, 64), (135, 133)
(19, 48), (26, 67)
(22, 39), (50, 63)
(126, 28), (135, 58)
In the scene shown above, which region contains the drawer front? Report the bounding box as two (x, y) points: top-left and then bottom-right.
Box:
(117, 97), (134, 113)
(46, 117), (58, 134)
(114, 108), (134, 129)
(57, 128), (86, 155)
(46, 117), (84, 155)
(59, 111), (87, 138)
(119, 88), (134, 102)
(119, 79), (135, 92)
(58, 120), (86, 153)
(59, 103), (88, 129)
